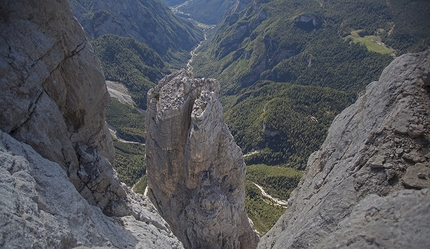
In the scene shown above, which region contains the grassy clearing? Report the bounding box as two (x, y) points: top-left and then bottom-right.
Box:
(349, 30), (395, 55)
(132, 175), (147, 194)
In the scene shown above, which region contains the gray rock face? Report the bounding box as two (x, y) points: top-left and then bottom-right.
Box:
(146, 70), (259, 249)
(0, 0), (183, 247)
(0, 130), (183, 248)
(258, 51), (430, 248)
(0, 0), (120, 212)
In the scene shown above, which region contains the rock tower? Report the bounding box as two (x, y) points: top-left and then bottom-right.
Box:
(146, 69), (259, 249)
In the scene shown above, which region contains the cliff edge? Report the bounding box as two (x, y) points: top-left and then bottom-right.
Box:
(146, 70), (259, 249)
(258, 51), (430, 248)
(0, 0), (182, 247)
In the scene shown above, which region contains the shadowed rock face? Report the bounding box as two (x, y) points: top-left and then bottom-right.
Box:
(146, 69), (259, 249)
(258, 51), (430, 249)
(0, 0), (183, 247)
(0, 0), (123, 213)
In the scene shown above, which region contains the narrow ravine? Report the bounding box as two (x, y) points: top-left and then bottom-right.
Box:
(187, 35), (204, 72)
(252, 182), (288, 208)
(187, 25), (213, 72)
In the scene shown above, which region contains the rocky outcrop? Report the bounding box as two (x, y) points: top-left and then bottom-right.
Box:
(294, 14), (322, 31)
(146, 70), (259, 249)
(0, 0), (183, 247)
(258, 51), (430, 248)
(0, 130), (183, 248)
(0, 0), (124, 215)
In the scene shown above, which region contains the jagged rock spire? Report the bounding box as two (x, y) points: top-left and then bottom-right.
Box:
(146, 69), (259, 249)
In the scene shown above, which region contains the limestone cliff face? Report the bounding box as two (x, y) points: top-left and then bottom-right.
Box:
(0, 0), (183, 247)
(0, 0), (121, 212)
(258, 51), (430, 248)
(0, 130), (182, 248)
(146, 69), (259, 249)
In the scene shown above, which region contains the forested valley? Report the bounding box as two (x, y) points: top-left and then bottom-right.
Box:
(69, 0), (430, 235)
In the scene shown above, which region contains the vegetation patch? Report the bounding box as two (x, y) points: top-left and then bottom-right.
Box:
(225, 82), (352, 169)
(245, 180), (286, 235)
(348, 30), (395, 55)
(112, 139), (146, 187)
(132, 175), (147, 194)
(246, 164), (302, 200)
(106, 99), (146, 143)
(92, 34), (168, 109)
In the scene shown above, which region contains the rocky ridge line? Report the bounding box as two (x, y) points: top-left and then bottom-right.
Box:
(258, 51), (430, 248)
(146, 69), (259, 249)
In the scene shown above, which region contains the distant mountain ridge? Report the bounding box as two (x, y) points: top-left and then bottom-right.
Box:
(69, 0), (203, 64)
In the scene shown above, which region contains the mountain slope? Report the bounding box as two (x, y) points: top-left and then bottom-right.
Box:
(69, 0), (203, 65)
(191, 0), (430, 168)
(258, 50), (430, 249)
(193, 0), (430, 94)
(173, 0), (236, 25)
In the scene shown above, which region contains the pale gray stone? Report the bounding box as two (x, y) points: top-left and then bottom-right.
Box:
(0, 130), (183, 249)
(146, 69), (259, 249)
(0, 0), (183, 247)
(321, 189), (430, 249)
(402, 163), (430, 189)
(258, 51), (430, 249)
(0, 0), (120, 212)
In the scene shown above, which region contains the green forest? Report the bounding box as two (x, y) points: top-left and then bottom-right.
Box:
(244, 180), (286, 235)
(225, 82), (352, 169)
(192, 0), (429, 170)
(245, 164), (302, 234)
(92, 34), (168, 109)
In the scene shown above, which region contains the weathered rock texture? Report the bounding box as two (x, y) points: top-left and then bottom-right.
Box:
(0, 0), (183, 247)
(146, 69), (259, 249)
(0, 130), (182, 248)
(0, 0), (121, 213)
(258, 51), (430, 248)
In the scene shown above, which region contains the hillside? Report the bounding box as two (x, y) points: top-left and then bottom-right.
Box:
(69, 0), (204, 111)
(168, 0), (236, 25)
(259, 50), (430, 249)
(69, 0), (203, 66)
(192, 0), (430, 168)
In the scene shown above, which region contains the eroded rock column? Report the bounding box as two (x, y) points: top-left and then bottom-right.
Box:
(146, 69), (259, 249)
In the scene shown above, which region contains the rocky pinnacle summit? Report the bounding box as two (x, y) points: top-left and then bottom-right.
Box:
(146, 69), (260, 249)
